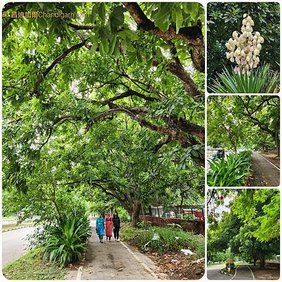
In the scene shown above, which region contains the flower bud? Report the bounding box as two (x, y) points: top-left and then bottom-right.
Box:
(255, 31), (260, 37)
(254, 49), (259, 55)
(232, 31), (239, 38)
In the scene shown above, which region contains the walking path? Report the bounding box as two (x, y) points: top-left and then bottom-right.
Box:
(67, 226), (157, 280)
(207, 264), (255, 280)
(249, 152), (280, 186)
(207, 264), (233, 280)
(232, 265), (254, 280)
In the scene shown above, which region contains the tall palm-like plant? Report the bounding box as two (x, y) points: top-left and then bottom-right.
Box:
(209, 64), (279, 93)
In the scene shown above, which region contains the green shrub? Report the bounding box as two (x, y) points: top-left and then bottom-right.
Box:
(42, 215), (91, 267)
(122, 225), (204, 257)
(208, 151), (252, 187)
(209, 64), (279, 93)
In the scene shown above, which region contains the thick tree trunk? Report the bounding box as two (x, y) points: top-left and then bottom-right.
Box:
(131, 202), (141, 227)
(259, 256), (265, 269)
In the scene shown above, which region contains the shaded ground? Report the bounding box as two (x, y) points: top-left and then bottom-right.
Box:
(148, 252), (204, 280)
(66, 226), (157, 280)
(250, 264), (280, 280)
(259, 150), (280, 169)
(2, 227), (35, 266)
(248, 152), (280, 187)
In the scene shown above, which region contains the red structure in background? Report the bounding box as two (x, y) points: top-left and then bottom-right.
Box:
(194, 210), (204, 220)
(141, 215), (205, 235)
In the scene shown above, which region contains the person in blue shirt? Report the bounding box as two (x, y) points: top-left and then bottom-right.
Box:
(96, 213), (105, 243)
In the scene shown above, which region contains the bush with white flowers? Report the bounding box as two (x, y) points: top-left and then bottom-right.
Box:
(225, 14), (264, 75)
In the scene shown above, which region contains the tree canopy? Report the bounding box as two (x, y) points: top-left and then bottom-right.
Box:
(207, 96), (280, 154)
(3, 2), (205, 225)
(208, 189), (280, 268)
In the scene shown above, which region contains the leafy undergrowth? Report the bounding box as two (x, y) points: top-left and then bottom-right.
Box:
(121, 225), (205, 279)
(122, 225), (204, 257)
(3, 248), (67, 280)
(208, 151), (252, 187)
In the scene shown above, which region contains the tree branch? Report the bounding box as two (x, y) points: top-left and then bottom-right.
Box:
(123, 2), (204, 72)
(101, 89), (159, 106)
(167, 43), (203, 97)
(33, 39), (88, 96)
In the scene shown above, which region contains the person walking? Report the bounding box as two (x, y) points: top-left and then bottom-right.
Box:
(113, 212), (121, 241)
(105, 213), (113, 241)
(96, 213), (105, 243)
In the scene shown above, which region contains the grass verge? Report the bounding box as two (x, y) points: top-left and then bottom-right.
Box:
(2, 222), (34, 232)
(2, 248), (67, 280)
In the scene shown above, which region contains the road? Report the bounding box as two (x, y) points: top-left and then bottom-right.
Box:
(2, 227), (35, 266)
(249, 152), (280, 186)
(207, 264), (233, 280)
(207, 264), (255, 280)
(67, 224), (157, 280)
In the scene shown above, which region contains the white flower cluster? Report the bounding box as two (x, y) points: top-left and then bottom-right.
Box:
(225, 14), (264, 75)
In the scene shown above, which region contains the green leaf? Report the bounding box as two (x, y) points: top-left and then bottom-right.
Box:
(98, 3), (106, 25)
(175, 10), (183, 34)
(117, 29), (139, 41)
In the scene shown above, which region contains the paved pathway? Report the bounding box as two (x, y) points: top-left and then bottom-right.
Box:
(2, 227), (34, 266)
(207, 264), (233, 280)
(67, 226), (157, 280)
(233, 265), (254, 280)
(249, 152), (280, 186)
(207, 264), (255, 280)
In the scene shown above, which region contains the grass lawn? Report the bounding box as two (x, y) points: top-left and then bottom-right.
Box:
(3, 248), (67, 280)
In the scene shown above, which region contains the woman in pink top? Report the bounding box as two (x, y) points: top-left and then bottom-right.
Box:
(105, 213), (113, 241)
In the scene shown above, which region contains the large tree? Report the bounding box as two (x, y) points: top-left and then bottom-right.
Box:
(208, 189), (280, 268)
(3, 2), (205, 226)
(208, 96), (280, 154)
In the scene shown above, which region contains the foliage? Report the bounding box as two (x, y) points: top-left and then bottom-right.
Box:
(209, 64), (279, 93)
(207, 2), (280, 85)
(3, 248), (67, 280)
(3, 2), (205, 227)
(42, 214), (91, 267)
(122, 224), (204, 257)
(208, 189), (280, 268)
(208, 96), (280, 155)
(208, 151), (252, 187)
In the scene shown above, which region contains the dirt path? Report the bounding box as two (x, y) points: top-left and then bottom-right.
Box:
(248, 152), (280, 187)
(67, 226), (157, 280)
